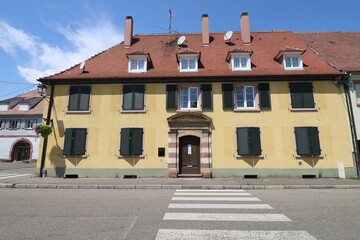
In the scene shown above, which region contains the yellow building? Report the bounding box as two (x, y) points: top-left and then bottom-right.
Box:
(37, 13), (357, 178)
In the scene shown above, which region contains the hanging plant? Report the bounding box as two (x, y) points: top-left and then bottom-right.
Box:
(35, 124), (52, 138)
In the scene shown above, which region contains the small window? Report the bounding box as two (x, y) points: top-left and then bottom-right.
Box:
(354, 83), (360, 105)
(9, 120), (20, 129)
(63, 128), (87, 156)
(283, 53), (303, 70)
(295, 127), (321, 156)
(235, 86), (255, 109)
(236, 127), (261, 156)
(128, 57), (147, 73)
(18, 103), (30, 111)
(231, 53), (251, 71)
(179, 55), (198, 72)
(120, 128), (143, 156)
(289, 83), (315, 109)
(0, 120), (5, 129)
(122, 85), (145, 111)
(68, 86), (91, 111)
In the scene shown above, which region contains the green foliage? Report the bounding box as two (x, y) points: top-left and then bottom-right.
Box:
(35, 124), (52, 138)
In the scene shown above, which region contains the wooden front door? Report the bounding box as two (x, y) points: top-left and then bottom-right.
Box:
(179, 136), (200, 174)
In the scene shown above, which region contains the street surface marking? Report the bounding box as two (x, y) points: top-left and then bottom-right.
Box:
(174, 192), (251, 196)
(0, 173), (31, 180)
(155, 229), (317, 240)
(168, 203), (273, 209)
(172, 197), (261, 201)
(176, 189), (245, 192)
(163, 213), (292, 222)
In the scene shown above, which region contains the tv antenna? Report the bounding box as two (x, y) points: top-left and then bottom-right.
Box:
(168, 9), (172, 34)
(79, 61), (86, 73)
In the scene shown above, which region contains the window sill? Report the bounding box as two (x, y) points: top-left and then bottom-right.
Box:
(62, 155), (87, 158)
(118, 155), (145, 159)
(66, 110), (91, 114)
(121, 109), (146, 113)
(232, 68), (251, 71)
(236, 155), (264, 159)
(295, 155), (324, 159)
(179, 69), (198, 73)
(128, 70), (147, 73)
(176, 109), (202, 113)
(284, 67), (304, 70)
(234, 108), (260, 112)
(290, 108), (318, 112)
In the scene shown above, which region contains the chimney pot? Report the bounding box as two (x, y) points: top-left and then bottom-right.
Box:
(124, 16), (133, 47)
(240, 12), (251, 44)
(202, 14), (210, 46)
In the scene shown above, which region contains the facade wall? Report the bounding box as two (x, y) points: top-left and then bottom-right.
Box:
(0, 136), (40, 161)
(349, 73), (360, 140)
(37, 81), (356, 178)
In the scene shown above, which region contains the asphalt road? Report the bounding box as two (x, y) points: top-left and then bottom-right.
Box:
(0, 188), (359, 240)
(0, 161), (36, 183)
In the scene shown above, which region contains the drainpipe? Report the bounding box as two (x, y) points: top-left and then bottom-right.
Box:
(39, 84), (55, 177)
(342, 73), (360, 177)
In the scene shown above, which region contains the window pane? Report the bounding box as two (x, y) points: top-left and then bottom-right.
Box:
(236, 87), (245, 108)
(188, 59), (196, 69)
(233, 58), (240, 68)
(138, 59), (145, 70)
(240, 57), (247, 68)
(285, 57), (291, 68)
(181, 60), (188, 70)
(130, 59), (137, 70)
(245, 86), (254, 107)
(189, 88), (198, 108)
(180, 89), (189, 108)
(292, 57), (299, 67)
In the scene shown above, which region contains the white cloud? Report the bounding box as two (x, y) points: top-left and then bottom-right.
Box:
(0, 19), (123, 84)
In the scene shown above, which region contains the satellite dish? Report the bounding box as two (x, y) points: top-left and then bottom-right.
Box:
(224, 31), (233, 41)
(79, 61), (86, 71)
(177, 35), (186, 46)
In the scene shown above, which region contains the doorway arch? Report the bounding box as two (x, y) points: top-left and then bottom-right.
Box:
(10, 139), (32, 161)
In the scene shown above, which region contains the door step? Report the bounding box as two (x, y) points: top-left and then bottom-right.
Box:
(177, 174), (203, 178)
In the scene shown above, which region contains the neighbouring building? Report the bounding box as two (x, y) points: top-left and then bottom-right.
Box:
(37, 13), (358, 178)
(297, 32), (360, 175)
(0, 90), (43, 162)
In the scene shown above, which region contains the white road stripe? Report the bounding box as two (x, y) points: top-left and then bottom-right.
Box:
(0, 174), (31, 180)
(156, 229), (317, 240)
(168, 203), (273, 209)
(174, 192), (251, 196)
(0, 173), (19, 176)
(172, 197), (261, 201)
(176, 189), (244, 192)
(163, 213), (292, 222)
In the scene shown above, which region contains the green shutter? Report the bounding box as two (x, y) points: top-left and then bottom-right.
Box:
(123, 86), (133, 110)
(302, 83), (315, 108)
(258, 83), (271, 109)
(222, 84), (234, 110)
(201, 84), (212, 110)
(236, 128), (250, 156)
(133, 85), (145, 110)
(131, 128), (143, 155)
(309, 127), (321, 155)
(63, 128), (74, 155)
(295, 127), (311, 156)
(120, 128), (131, 156)
(68, 87), (79, 111)
(166, 85), (177, 110)
(249, 127), (261, 156)
(289, 83), (303, 108)
(79, 86), (91, 111)
(72, 128), (87, 155)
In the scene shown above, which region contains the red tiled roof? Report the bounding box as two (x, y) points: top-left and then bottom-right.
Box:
(296, 32), (360, 72)
(40, 31), (340, 82)
(0, 89), (44, 116)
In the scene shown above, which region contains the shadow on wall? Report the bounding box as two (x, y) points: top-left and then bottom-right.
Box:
(49, 145), (65, 177)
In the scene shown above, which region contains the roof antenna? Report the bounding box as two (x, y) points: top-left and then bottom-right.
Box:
(168, 9), (172, 34)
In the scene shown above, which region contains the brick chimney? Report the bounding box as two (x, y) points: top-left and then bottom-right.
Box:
(124, 16), (133, 48)
(201, 14), (210, 46)
(240, 12), (251, 44)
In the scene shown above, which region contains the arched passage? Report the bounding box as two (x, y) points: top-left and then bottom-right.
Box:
(10, 139), (32, 161)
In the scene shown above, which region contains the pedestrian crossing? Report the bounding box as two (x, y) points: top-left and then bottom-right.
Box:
(0, 172), (31, 180)
(156, 189), (317, 240)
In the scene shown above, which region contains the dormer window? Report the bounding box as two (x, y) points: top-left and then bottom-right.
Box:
(179, 55), (198, 72)
(231, 53), (251, 71)
(0, 104), (8, 111)
(283, 53), (303, 70)
(18, 103), (30, 111)
(128, 56), (147, 73)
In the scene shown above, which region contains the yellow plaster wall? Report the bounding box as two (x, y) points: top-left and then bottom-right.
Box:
(38, 80), (354, 172)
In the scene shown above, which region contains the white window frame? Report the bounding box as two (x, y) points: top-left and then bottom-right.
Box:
(235, 85), (257, 110)
(0, 104), (9, 111)
(128, 55), (147, 73)
(283, 52), (303, 70)
(231, 53), (251, 71)
(179, 55), (198, 72)
(18, 103), (30, 111)
(179, 86), (200, 110)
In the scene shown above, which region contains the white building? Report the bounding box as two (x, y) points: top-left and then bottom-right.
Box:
(0, 90), (44, 162)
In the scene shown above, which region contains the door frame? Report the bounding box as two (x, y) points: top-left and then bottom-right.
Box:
(179, 135), (201, 174)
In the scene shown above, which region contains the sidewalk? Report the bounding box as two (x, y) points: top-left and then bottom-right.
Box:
(1, 175), (360, 190)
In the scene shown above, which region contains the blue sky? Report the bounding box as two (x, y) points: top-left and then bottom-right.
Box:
(0, 0), (359, 100)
